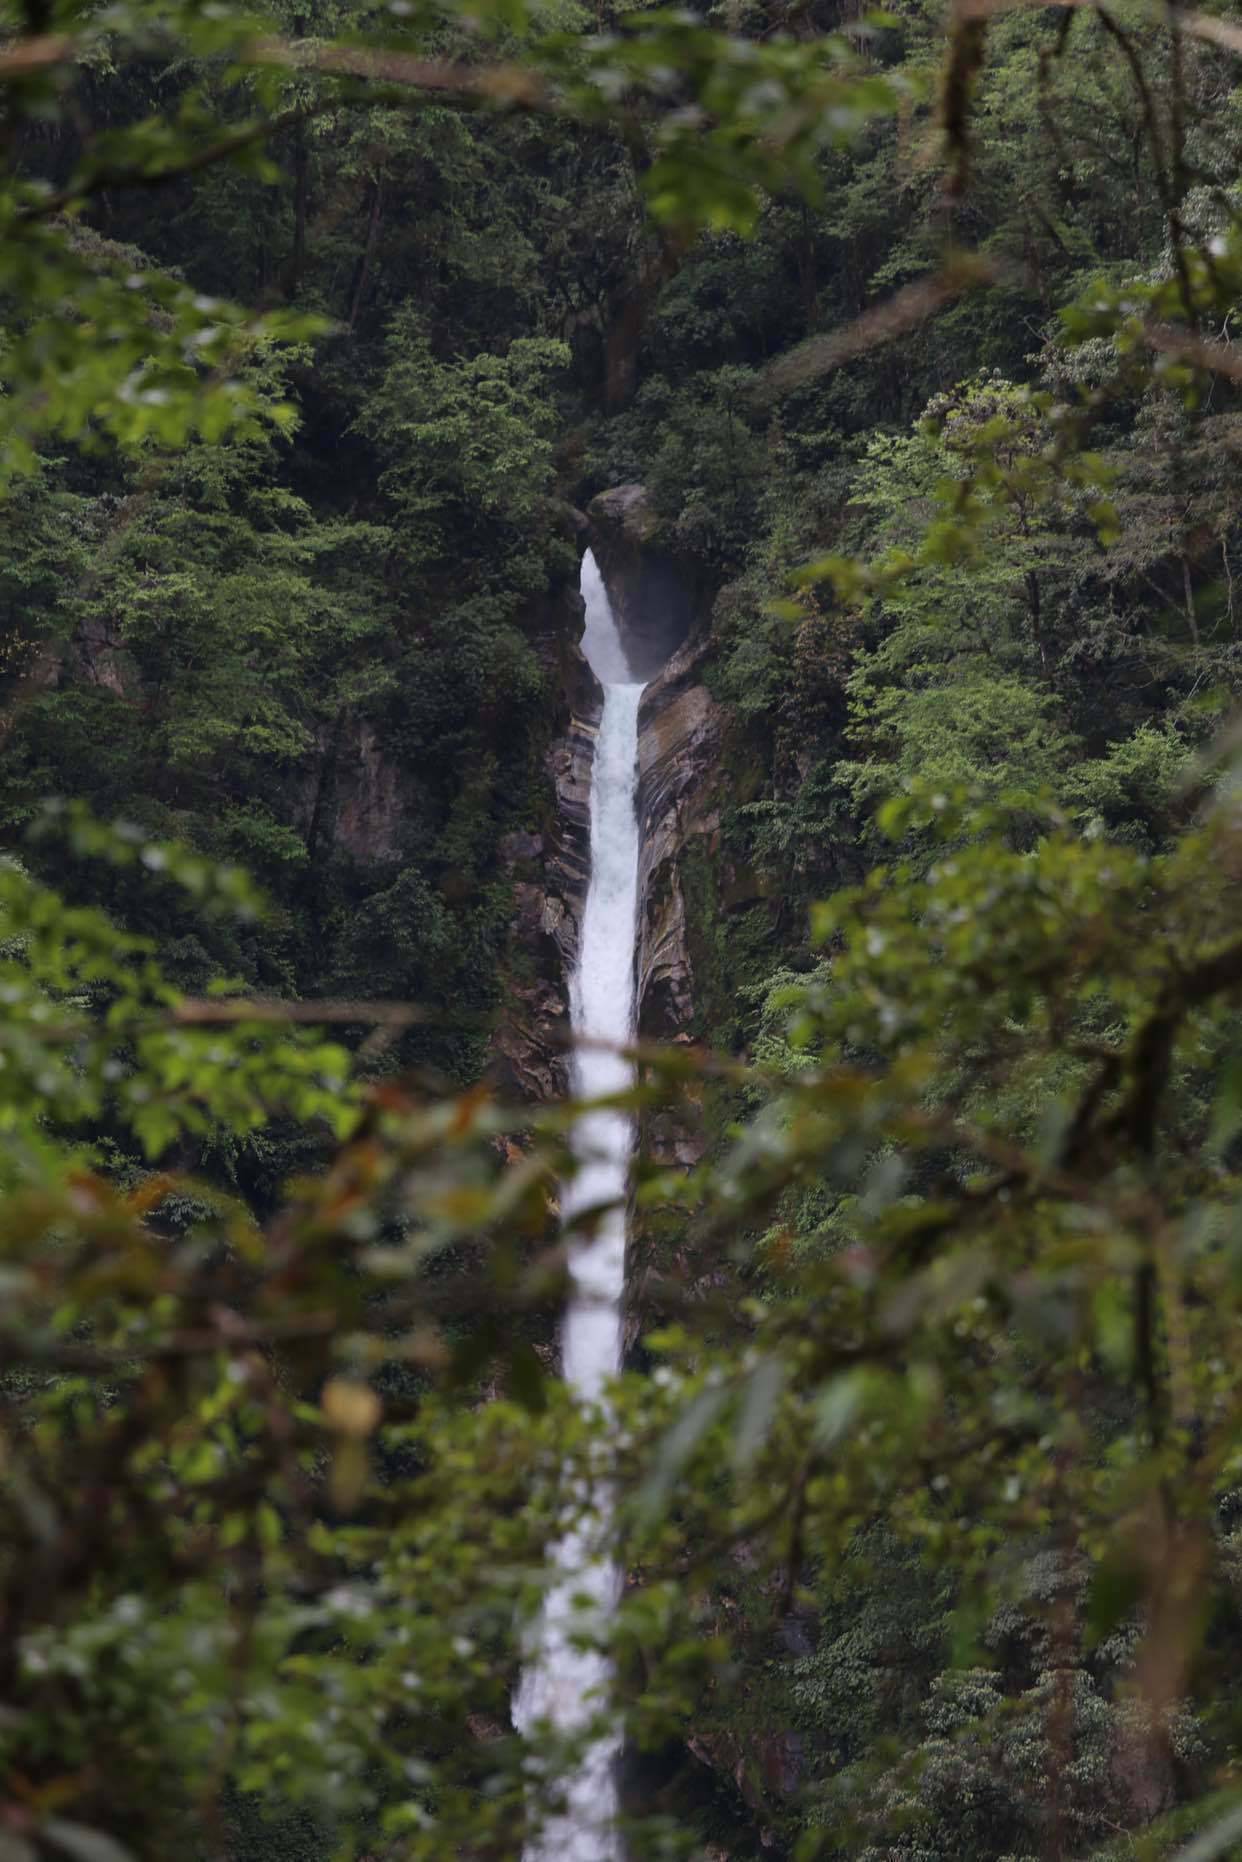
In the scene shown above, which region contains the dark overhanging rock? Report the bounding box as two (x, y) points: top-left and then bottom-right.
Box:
(587, 483), (697, 681)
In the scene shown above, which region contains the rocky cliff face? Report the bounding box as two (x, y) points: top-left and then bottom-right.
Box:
(626, 630), (725, 1357)
(490, 498), (727, 1130)
(321, 716), (405, 864)
(543, 634), (602, 977)
(299, 553), (600, 1108)
(588, 484), (696, 681)
(491, 628), (602, 1102)
(489, 572), (603, 1104)
(635, 636), (722, 1044)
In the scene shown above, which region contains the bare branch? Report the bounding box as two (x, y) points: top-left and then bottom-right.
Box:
(172, 997), (432, 1027)
(17, 110), (305, 225)
(0, 32), (72, 77)
(0, 1312), (338, 1373)
(1146, 322), (1242, 382)
(755, 255), (1001, 398)
(248, 35), (548, 106)
(942, 0), (989, 198)
(1178, 9), (1242, 57)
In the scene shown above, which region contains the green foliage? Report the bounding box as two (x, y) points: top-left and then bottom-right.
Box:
(10, 0), (1242, 1858)
(358, 312), (570, 586)
(0, 804), (355, 1164)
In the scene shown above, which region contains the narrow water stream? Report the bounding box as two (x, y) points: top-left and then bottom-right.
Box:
(514, 550), (644, 1861)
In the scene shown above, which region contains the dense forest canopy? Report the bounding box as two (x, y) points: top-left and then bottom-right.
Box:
(7, 0), (1242, 1858)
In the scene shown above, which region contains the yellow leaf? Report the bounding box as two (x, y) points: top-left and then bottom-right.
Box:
(321, 1378), (382, 1438)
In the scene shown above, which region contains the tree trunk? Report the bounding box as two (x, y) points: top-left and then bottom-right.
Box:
(1025, 567), (1048, 671)
(1181, 553), (1200, 646)
(290, 121), (308, 292)
(288, 13), (309, 293)
(348, 175), (384, 331)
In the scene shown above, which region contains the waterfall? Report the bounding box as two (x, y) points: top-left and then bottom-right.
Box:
(514, 549), (644, 1862)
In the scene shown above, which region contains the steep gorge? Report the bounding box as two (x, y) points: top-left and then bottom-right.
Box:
(508, 514), (722, 1855)
(501, 486), (717, 1099)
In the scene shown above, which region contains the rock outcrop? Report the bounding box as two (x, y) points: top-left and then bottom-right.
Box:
(544, 635), (602, 978)
(298, 546), (602, 1108)
(588, 485), (695, 683)
(490, 572), (602, 1103)
(70, 612), (137, 698)
(327, 717), (406, 863)
(491, 831), (574, 1104)
(491, 637), (603, 1102)
(635, 635), (722, 1043)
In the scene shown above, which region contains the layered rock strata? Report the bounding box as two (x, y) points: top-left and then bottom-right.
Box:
(490, 580), (603, 1104)
(587, 484), (695, 682)
(635, 636), (721, 1043)
(620, 617), (724, 1389)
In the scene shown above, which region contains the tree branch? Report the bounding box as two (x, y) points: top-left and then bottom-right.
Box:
(17, 109), (306, 225)
(248, 36), (547, 106)
(1112, 931), (1242, 1152)
(0, 31), (71, 75)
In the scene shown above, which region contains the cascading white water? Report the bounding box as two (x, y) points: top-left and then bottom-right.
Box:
(514, 549), (644, 1862)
